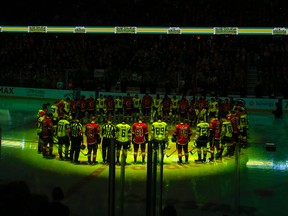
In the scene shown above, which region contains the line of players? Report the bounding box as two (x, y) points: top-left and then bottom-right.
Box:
(40, 93), (247, 126)
(35, 94), (249, 164)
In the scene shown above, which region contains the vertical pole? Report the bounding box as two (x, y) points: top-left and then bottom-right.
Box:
(120, 150), (126, 216)
(151, 144), (158, 216)
(0, 127), (2, 159)
(108, 139), (115, 216)
(159, 142), (164, 216)
(234, 143), (240, 216)
(146, 141), (153, 216)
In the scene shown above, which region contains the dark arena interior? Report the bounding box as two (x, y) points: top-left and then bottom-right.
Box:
(1, 1), (288, 216)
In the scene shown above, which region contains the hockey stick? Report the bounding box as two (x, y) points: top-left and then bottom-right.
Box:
(166, 149), (177, 158)
(189, 147), (197, 155)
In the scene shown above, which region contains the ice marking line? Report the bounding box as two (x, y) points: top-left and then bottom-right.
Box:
(65, 165), (108, 198)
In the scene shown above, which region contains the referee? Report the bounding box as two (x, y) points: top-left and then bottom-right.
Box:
(101, 118), (116, 164)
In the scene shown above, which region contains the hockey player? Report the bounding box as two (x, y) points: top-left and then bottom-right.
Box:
(36, 110), (45, 154)
(151, 115), (168, 164)
(86, 95), (96, 117)
(96, 94), (106, 123)
(84, 116), (101, 165)
(195, 96), (208, 123)
(209, 115), (222, 161)
(227, 110), (239, 156)
(162, 94), (172, 123)
(194, 117), (210, 163)
(78, 95), (87, 119)
(207, 97), (219, 123)
(172, 118), (192, 164)
(123, 93), (134, 123)
(132, 94), (142, 122)
(151, 94), (162, 123)
(115, 119), (132, 165)
(221, 116), (234, 157)
(141, 93), (153, 123)
(171, 95), (179, 124)
(57, 115), (71, 160)
(178, 95), (189, 120)
(105, 95), (115, 121)
(238, 108), (249, 148)
(132, 117), (149, 164)
(188, 97), (197, 126)
(41, 113), (55, 158)
(115, 96), (124, 123)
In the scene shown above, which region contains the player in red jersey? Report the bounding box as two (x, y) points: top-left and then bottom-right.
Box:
(209, 115), (222, 161)
(132, 117), (149, 164)
(172, 118), (192, 164)
(132, 94), (142, 122)
(69, 98), (78, 120)
(178, 95), (189, 120)
(123, 93), (134, 123)
(188, 97), (197, 126)
(86, 95), (96, 117)
(41, 113), (55, 158)
(221, 98), (232, 118)
(36, 110), (45, 154)
(226, 110), (239, 156)
(162, 94), (172, 123)
(105, 95), (115, 121)
(84, 116), (101, 165)
(78, 95), (87, 119)
(141, 93), (153, 122)
(56, 99), (65, 120)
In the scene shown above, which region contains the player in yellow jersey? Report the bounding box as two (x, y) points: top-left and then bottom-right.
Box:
(132, 94), (142, 122)
(56, 116), (71, 160)
(115, 96), (124, 123)
(151, 115), (168, 163)
(194, 117), (210, 163)
(221, 116), (234, 157)
(171, 95), (179, 124)
(115, 120), (132, 165)
(96, 94), (106, 123)
(151, 94), (162, 123)
(207, 97), (219, 123)
(238, 108), (249, 148)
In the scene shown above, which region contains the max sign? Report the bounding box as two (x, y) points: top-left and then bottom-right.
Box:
(0, 87), (14, 94)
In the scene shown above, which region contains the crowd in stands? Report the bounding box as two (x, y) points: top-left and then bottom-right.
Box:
(1, 0), (288, 98)
(1, 0), (287, 27)
(0, 181), (70, 216)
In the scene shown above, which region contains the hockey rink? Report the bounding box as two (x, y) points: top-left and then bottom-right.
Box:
(1, 97), (288, 216)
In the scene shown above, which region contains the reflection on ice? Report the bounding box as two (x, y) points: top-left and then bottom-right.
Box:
(247, 160), (288, 170)
(0, 109), (12, 126)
